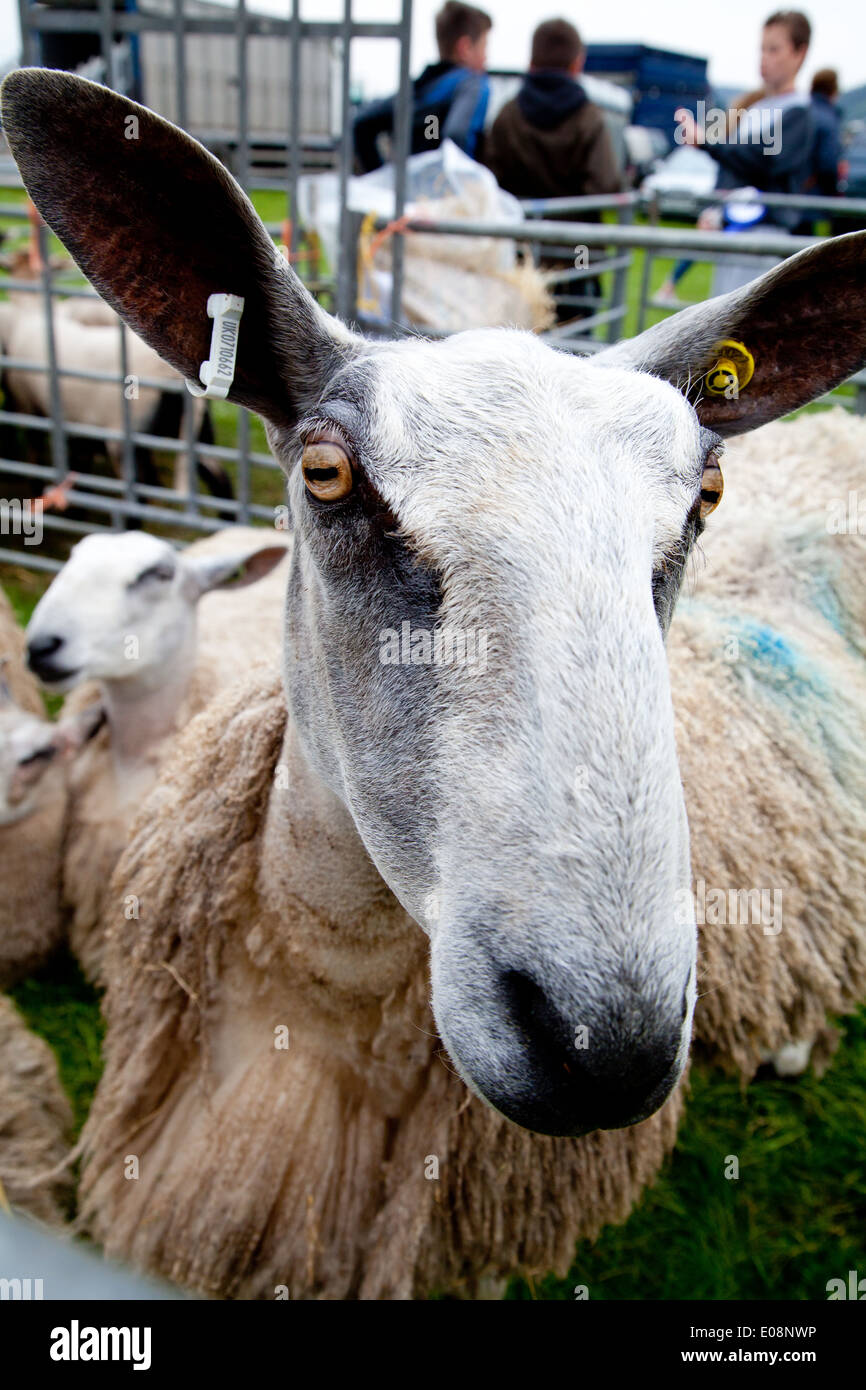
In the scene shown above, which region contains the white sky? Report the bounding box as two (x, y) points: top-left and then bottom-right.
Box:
(2, 0), (865, 97)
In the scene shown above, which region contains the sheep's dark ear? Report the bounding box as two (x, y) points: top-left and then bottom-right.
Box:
(597, 232), (866, 437)
(183, 544), (288, 600)
(0, 68), (357, 429)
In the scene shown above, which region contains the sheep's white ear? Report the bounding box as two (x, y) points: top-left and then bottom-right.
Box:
(183, 544), (287, 600)
(597, 232), (866, 437)
(0, 69), (359, 430)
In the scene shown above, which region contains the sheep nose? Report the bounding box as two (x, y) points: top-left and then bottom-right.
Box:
(27, 633), (65, 678)
(490, 969), (684, 1136)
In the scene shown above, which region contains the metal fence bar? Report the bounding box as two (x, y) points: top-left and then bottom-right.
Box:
(389, 0), (414, 326)
(384, 217), (819, 256)
(18, 8), (407, 40)
(606, 198), (633, 343)
(173, 0), (187, 129)
(287, 0), (302, 262)
(335, 0), (354, 322)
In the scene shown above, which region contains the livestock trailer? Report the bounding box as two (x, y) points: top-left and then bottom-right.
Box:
(583, 43), (710, 147)
(21, 0), (342, 170)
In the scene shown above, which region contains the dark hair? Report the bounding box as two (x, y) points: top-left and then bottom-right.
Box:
(764, 10), (812, 50)
(811, 67), (839, 99)
(530, 18), (583, 71)
(435, 2), (492, 60)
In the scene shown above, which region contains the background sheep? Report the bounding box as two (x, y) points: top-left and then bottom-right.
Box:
(1, 245), (118, 326)
(0, 993), (72, 1225)
(0, 587), (101, 984)
(26, 526), (290, 981)
(0, 299), (229, 501)
(0, 584), (42, 714)
(671, 408), (866, 1078)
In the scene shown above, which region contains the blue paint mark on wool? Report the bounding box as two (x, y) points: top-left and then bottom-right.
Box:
(732, 617), (829, 702)
(722, 615), (862, 797)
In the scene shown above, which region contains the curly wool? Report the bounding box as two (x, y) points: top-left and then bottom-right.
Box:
(672, 409), (866, 1075)
(78, 668), (683, 1300)
(0, 994), (72, 1225)
(0, 588), (67, 985)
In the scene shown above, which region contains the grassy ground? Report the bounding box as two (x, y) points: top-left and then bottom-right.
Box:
(2, 201), (864, 1297)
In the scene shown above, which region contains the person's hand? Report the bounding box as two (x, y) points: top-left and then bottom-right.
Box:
(675, 107), (701, 147)
(697, 206), (723, 231)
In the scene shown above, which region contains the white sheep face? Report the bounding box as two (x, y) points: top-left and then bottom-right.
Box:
(25, 533), (198, 692)
(274, 331), (706, 1138)
(0, 698), (62, 825)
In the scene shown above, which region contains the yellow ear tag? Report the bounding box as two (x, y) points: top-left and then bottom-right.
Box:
(705, 339), (755, 397)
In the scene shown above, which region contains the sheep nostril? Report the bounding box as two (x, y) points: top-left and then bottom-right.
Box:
(27, 634), (64, 669)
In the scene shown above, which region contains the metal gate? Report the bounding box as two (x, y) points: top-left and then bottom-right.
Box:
(1, 0), (413, 569)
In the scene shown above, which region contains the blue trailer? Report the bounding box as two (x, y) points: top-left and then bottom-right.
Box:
(583, 43), (710, 147)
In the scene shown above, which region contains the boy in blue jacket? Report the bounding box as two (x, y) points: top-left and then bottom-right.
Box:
(353, 2), (492, 173)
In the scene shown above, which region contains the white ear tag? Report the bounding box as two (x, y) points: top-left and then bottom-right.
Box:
(185, 293), (245, 399)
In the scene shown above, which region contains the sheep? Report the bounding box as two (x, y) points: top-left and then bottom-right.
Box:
(4, 69), (865, 1299)
(25, 526), (290, 982)
(0, 587), (102, 984)
(1, 246), (119, 326)
(0, 299), (230, 501)
(0, 994), (72, 1226)
(670, 408), (866, 1078)
(0, 583), (42, 714)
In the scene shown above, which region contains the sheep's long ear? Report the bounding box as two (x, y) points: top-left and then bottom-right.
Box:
(0, 69), (357, 429)
(182, 543), (288, 600)
(596, 232), (866, 437)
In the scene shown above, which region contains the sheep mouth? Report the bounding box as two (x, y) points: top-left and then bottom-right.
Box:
(31, 663), (81, 690)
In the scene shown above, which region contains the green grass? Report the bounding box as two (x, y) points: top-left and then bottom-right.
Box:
(508, 1010), (866, 1300)
(10, 954), (103, 1139)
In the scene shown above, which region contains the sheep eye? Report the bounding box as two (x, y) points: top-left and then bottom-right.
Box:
(302, 440), (354, 502)
(129, 562), (175, 590)
(700, 452), (724, 519)
(18, 745), (55, 766)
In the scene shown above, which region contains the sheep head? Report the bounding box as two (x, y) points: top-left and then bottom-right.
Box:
(0, 672), (102, 825)
(4, 69), (865, 1137)
(25, 532), (287, 693)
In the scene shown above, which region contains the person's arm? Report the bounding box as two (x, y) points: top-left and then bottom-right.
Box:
(440, 72), (489, 159)
(576, 112), (622, 195)
(352, 95), (396, 174)
(705, 103), (813, 184)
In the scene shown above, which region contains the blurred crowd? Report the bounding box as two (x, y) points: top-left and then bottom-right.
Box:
(353, 4), (850, 303)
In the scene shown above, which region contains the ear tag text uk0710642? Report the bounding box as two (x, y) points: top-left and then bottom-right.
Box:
(185, 293), (245, 399)
(704, 339), (755, 398)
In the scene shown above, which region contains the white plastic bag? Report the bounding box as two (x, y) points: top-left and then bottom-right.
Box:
(297, 140), (553, 333)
